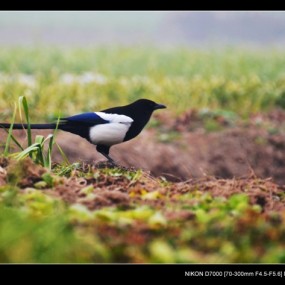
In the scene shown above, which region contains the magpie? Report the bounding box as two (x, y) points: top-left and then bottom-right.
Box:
(0, 99), (166, 164)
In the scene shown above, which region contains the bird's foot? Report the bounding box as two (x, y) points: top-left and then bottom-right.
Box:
(107, 160), (120, 168)
(94, 160), (136, 172)
(95, 160), (120, 169)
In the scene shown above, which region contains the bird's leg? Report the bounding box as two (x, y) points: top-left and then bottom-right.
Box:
(100, 152), (117, 166)
(96, 145), (118, 166)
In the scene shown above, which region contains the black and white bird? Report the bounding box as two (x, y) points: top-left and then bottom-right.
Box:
(0, 99), (166, 164)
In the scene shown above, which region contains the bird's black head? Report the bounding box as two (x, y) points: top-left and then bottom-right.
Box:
(120, 98), (166, 142)
(131, 99), (166, 111)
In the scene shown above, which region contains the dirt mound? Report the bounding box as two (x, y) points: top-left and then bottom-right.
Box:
(49, 127), (285, 185)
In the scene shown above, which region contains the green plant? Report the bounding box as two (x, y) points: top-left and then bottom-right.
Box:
(4, 103), (22, 156)
(4, 96), (66, 170)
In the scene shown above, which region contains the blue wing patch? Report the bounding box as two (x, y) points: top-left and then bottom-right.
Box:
(62, 112), (108, 125)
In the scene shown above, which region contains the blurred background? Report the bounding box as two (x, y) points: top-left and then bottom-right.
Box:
(1, 11), (285, 46)
(1, 11), (285, 183)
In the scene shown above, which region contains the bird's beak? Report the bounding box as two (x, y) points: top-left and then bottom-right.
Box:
(154, 103), (167, 110)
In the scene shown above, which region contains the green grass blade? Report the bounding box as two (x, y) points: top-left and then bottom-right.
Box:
(34, 135), (45, 166)
(43, 134), (54, 169)
(43, 134), (54, 144)
(3, 128), (24, 151)
(55, 142), (70, 165)
(15, 143), (41, 160)
(19, 96), (32, 147)
(47, 135), (54, 169)
(46, 116), (62, 169)
(35, 135), (45, 145)
(4, 103), (18, 156)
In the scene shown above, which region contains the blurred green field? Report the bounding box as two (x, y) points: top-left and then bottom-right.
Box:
(0, 47), (285, 121)
(1, 47), (285, 264)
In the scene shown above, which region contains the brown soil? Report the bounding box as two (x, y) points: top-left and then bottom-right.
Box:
(5, 157), (282, 214)
(2, 108), (285, 185)
(47, 170), (285, 214)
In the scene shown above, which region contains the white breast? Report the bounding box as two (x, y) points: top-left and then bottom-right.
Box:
(89, 112), (133, 146)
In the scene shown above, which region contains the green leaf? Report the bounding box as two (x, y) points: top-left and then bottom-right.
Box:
(18, 96), (32, 148)
(3, 103), (26, 154)
(15, 143), (41, 160)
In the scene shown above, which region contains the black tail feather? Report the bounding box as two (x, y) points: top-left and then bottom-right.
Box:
(0, 123), (57, 130)
(0, 122), (90, 141)
(0, 122), (91, 142)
